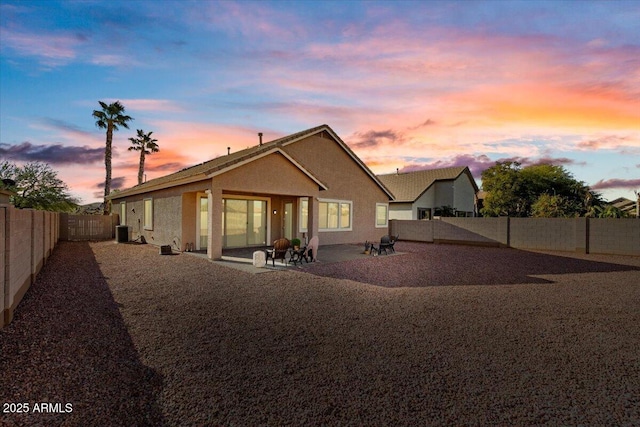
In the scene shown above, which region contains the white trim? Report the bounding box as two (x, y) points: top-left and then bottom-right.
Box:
(298, 197), (309, 233)
(375, 203), (389, 228)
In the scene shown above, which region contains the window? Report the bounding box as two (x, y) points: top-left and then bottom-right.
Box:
(120, 202), (127, 225)
(418, 208), (431, 220)
(319, 199), (351, 231)
(375, 203), (388, 228)
(144, 198), (153, 230)
(299, 198), (308, 232)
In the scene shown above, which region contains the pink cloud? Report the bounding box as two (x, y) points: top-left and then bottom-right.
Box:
(591, 178), (640, 190)
(577, 135), (638, 150)
(193, 2), (307, 41)
(1, 27), (83, 66)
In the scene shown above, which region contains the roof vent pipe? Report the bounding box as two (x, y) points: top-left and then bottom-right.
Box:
(396, 168), (399, 175)
(258, 132), (263, 146)
(227, 147), (230, 155)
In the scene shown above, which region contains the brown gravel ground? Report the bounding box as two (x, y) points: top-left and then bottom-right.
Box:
(1, 240), (639, 426)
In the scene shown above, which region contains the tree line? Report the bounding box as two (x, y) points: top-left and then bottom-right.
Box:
(480, 162), (631, 218)
(1, 101), (159, 213)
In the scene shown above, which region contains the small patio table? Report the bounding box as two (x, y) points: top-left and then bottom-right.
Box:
(288, 247), (308, 266)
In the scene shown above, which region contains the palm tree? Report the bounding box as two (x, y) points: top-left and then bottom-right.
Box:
(128, 129), (159, 185)
(92, 101), (133, 215)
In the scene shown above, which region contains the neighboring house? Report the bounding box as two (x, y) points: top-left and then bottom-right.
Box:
(377, 166), (479, 220)
(108, 124), (394, 260)
(609, 197), (637, 216)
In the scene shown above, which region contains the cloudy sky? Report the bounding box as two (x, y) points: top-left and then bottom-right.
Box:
(1, 0), (639, 204)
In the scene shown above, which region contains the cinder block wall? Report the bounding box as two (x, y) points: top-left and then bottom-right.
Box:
(390, 219), (434, 242)
(32, 210), (44, 283)
(1, 205), (60, 329)
(590, 219), (640, 255)
(391, 218), (639, 256)
(510, 218), (577, 252)
(439, 217), (509, 246)
(0, 210), (5, 328)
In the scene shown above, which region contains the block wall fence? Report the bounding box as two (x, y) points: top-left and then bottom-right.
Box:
(1, 205), (60, 328)
(1, 209), (119, 329)
(390, 217), (640, 256)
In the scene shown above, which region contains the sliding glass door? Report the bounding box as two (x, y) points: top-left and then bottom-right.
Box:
(223, 198), (268, 248)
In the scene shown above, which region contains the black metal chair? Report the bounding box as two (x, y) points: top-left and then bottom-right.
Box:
(288, 245), (309, 266)
(378, 235), (398, 255)
(265, 238), (290, 266)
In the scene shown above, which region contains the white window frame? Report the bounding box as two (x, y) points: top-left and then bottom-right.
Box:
(143, 198), (153, 230)
(299, 197), (308, 233)
(318, 198), (352, 232)
(375, 203), (389, 228)
(120, 201), (127, 225)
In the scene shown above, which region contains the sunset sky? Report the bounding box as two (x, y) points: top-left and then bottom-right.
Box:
(1, 0), (639, 204)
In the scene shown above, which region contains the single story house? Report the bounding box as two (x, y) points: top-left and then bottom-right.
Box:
(108, 124), (394, 260)
(377, 166), (479, 220)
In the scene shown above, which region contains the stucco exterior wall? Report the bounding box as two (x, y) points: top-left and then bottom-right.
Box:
(113, 180), (211, 249)
(434, 181), (454, 208)
(214, 152), (321, 197)
(453, 175), (476, 215)
(412, 188), (436, 219)
(283, 134), (390, 245)
(388, 202), (413, 220)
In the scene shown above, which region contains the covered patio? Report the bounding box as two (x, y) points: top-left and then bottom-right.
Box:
(220, 243), (385, 266)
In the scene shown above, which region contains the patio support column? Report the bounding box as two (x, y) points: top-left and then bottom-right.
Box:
(307, 196), (319, 240)
(208, 186), (223, 260)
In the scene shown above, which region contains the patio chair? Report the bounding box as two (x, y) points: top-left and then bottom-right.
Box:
(378, 235), (398, 255)
(388, 234), (399, 253)
(265, 238), (290, 266)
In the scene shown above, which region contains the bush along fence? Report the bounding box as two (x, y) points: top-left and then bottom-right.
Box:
(1, 208), (119, 329)
(390, 217), (640, 256)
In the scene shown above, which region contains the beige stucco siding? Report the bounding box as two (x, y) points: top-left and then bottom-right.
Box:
(283, 134), (390, 245)
(213, 152), (320, 196)
(453, 175), (476, 214)
(112, 180), (211, 249)
(388, 202), (414, 220)
(413, 187), (436, 218)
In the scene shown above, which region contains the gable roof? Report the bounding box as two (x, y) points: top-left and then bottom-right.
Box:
(109, 124), (393, 200)
(377, 166), (478, 203)
(610, 197), (636, 213)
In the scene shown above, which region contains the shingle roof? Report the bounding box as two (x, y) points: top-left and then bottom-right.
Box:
(610, 197), (636, 213)
(109, 124), (394, 200)
(377, 166), (476, 203)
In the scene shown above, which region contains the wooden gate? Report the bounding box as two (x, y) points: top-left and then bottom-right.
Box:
(59, 214), (118, 241)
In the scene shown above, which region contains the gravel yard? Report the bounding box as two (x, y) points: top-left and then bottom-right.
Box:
(1, 240), (639, 426)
